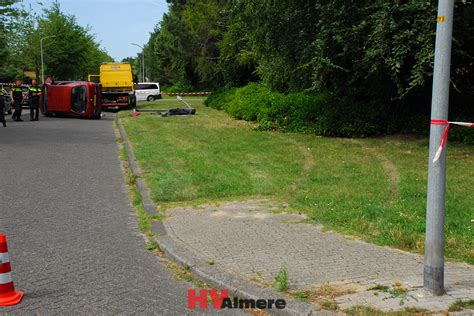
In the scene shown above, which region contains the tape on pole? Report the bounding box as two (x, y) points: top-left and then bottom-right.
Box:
(431, 119), (474, 163)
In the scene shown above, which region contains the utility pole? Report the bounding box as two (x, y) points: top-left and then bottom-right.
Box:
(40, 35), (56, 84)
(131, 43), (145, 82)
(424, 0), (454, 296)
(137, 58), (142, 84)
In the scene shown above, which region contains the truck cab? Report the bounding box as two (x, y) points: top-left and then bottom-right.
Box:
(41, 81), (102, 119)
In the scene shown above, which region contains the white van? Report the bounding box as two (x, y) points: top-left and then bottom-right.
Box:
(135, 82), (161, 101)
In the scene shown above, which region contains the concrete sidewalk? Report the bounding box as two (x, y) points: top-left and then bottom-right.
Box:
(161, 199), (474, 313)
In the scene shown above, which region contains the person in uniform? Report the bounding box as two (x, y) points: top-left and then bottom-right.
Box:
(0, 87), (6, 127)
(28, 79), (41, 121)
(10, 79), (24, 121)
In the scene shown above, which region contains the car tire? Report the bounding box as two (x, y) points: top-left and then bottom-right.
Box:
(147, 95), (155, 102)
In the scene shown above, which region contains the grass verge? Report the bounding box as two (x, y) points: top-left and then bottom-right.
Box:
(122, 97), (474, 263)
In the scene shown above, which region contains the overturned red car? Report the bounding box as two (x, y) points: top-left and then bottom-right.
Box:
(41, 81), (102, 119)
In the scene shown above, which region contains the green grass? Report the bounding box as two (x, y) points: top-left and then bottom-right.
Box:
(291, 290), (309, 301)
(449, 299), (474, 312)
(274, 263), (289, 292)
(122, 97), (474, 263)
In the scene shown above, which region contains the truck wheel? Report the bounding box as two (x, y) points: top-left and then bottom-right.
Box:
(147, 95), (155, 102)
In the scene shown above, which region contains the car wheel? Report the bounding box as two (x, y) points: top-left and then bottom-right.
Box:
(147, 95), (155, 102)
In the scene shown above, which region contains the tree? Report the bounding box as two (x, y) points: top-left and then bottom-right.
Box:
(2, 1), (113, 82)
(231, 0), (319, 92)
(0, 0), (20, 81)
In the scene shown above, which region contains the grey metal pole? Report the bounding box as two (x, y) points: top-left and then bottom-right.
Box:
(142, 53), (145, 82)
(424, 0), (455, 296)
(137, 58), (142, 83)
(131, 43), (145, 82)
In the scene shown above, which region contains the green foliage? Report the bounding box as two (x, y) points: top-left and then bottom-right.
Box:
(162, 81), (196, 93)
(233, 0), (319, 92)
(145, 0), (473, 140)
(0, 0), (19, 80)
(291, 290), (309, 301)
(224, 83), (276, 121)
(449, 299), (474, 312)
(1, 1), (112, 82)
(204, 87), (236, 110)
(274, 263), (289, 292)
(210, 84), (384, 136)
(37, 3), (112, 80)
(146, 240), (160, 251)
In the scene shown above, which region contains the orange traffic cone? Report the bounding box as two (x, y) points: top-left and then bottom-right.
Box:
(0, 234), (23, 306)
(132, 109), (140, 117)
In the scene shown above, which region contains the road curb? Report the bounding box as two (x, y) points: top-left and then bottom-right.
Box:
(116, 114), (328, 316)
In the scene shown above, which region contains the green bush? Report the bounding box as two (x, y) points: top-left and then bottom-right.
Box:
(225, 83), (279, 121)
(161, 81), (196, 92)
(208, 84), (330, 132)
(257, 92), (324, 131)
(205, 87), (236, 110)
(206, 84), (474, 141)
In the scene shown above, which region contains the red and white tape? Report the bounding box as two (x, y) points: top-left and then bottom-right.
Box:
(431, 119), (474, 163)
(161, 92), (210, 95)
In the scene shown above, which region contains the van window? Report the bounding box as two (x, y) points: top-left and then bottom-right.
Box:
(136, 84), (158, 90)
(71, 86), (87, 113)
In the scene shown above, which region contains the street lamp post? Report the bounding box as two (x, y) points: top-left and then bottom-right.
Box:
(136, 58), (142, 84)
(132, 43), (145, 82)
(41, 35), (56, 84)
(424, 0), (455, 296)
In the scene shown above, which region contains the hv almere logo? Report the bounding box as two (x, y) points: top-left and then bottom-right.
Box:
(188, 289), (287, 310)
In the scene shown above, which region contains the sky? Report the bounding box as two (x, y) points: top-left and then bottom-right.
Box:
(20, 0), (169, 61)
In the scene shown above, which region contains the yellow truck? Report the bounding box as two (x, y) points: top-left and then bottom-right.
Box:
(89, 62), (136, 110)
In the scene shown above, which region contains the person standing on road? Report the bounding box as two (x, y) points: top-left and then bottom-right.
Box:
(29, 79), (41, 121)
(0, 88), (6, 127)
(10, 79), (24, 122)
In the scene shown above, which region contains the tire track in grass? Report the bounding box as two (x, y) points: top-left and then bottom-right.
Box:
(275, 135), (316, 200)
(349, 139), (400, 202)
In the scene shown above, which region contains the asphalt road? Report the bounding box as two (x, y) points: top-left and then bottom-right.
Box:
(0, 114), (238, 315)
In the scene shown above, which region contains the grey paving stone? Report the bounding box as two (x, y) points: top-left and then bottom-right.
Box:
(163, 200), (474, 313)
